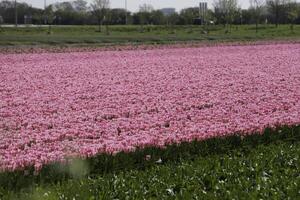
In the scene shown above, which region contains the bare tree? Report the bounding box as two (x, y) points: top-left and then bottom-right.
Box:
(267, 0), (287, 27)
(287, 0), (299, 32)
(250, 0), (265, 33)
(44, 5), (55, 34)
(53, 2), (74, 12)
(72, 0), (88, 12)
(91, 0), (110, 32)
(139, 4), (154, 13)
(167, 13), (180, 33)
(138, 4), (154, 32)
(214, 0), (227, 26)
(214, 0), (239, 33)
(0, 15), (3, 31)
(14, 0), (17, 26)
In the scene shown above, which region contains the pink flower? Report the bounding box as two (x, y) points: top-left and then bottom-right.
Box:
(0, 43), (300, 172)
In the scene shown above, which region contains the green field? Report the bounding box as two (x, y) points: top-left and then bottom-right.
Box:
(0, 24), (299, 46)
(0, 126), (299, 199)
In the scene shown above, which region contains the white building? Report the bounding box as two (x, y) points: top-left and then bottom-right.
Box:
(160, 8), (176, 16)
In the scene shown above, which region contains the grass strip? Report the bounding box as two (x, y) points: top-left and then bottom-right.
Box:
(0, 125), (299, 199)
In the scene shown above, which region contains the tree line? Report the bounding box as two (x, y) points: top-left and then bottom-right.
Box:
(0, 0), (299, 28)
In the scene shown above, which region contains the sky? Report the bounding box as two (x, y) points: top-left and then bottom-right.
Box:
(21, 0), (252, 12)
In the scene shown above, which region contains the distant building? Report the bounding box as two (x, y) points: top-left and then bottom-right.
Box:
(160, 8), (176, 16)
(199, 2), (208, 24)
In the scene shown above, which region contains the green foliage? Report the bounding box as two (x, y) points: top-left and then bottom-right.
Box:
(1, 0), (299, 26)
(179, 7), (200, 25)
(0, 126), (299, 199)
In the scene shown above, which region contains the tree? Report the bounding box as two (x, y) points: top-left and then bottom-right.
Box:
(267, 0), (287, 27)
(226, 0), (239, 31)
(167, 13), (180, 25)
(150, 10), (165, 25)
(213, 0), (239, 32)
(240, 9), (252, 24)
(0, 1), (15, 24)
(287, 0), (299, 32)
(104, 8), (111, 35)
(166, 13), (180, 33)
(139, 3), (154, 13)
(214, 0), (227, 25)
(53, 2), (74, 12)
(44, 5), (55, 34)
(51, 1), (89, 25)
(0, 15), (3, 31)
(0, 1), (40, 25)
(72, 0), (88, 12)
(91, 0), (110, 32)
(138, 4), (154, 31)
(110, 8), (129, 25)
(179, 7), (199, 25)
(250, 0), (265, 32)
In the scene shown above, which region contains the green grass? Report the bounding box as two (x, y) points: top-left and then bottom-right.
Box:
(0, 24), (299, 47)
(0, 126), (299, 199)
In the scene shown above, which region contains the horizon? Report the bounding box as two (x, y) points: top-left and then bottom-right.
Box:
(21, 0), (252, 12)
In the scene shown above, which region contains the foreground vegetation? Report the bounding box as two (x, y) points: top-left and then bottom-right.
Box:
(0, 24), (299, 47)
(0, 126), (299, 199)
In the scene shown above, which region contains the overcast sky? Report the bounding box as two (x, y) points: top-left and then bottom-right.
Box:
(21, 0), (254, 12)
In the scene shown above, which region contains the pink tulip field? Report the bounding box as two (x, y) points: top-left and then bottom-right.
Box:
(0, 43), (300, 172)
